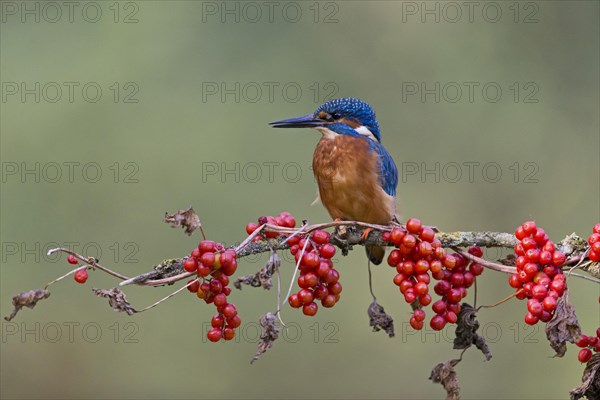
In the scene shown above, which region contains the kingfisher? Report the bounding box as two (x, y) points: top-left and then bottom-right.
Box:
(269, 97), (398, 265)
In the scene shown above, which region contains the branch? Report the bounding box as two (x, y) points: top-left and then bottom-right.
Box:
(48, 221), (596, 287)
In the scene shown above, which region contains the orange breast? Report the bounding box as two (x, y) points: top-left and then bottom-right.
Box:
(312, 135), (396, 225)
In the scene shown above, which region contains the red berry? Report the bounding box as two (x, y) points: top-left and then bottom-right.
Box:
(590, 250), (600, 262)
(298, 289), (314, 304)
(419, 227), (435, 243)
(223, 327), (235, 341)
(443, 255), (457, 269)
(402, 234), (417, 248)
(406, 218), (422, 233)
(430, 315), (446, 331)
(403, 290), (416, 303)
(246, 222), (259, 235)
(319, 244), (336, 259)
(444, 311), (458, 324)
(222, 304), (237, 319)
(226, 315), (241, 328)
(67, 254), (79, 265)
(74, 269), (88, 284)
(414, 281), (428, 295)
(214, 293), (227, 307)
(575, 335), (589, 348)
(321, 295), (336, 308)
(593, 224), (600, 234)
(303, 302), (318, 316)
(542, 296), (557, 312)
(578, 348), (593, 363)
(313, 284), (328, 300)
(469, 262), (484, 276)
(211, 314), (224, 328)
(522, 221), (537, 235)
(419, 294), (432, 306)
(508, 274), (522, 288)
(524, 312), (539, 325)
(387, 250), (402, 267)
(302, 252), (320, 268)
(552, 251), (566, 267)
(304, 272), (318, 288)
(207, 328), (222, 342)
(323, 268), (340, 284)
(187, 279), (200, 293)
(198, 240), (216, 254)
(527, 299), (543, 316)
(288, 294), (302, 308)
(432, 300), (447, 315)
(312, 230), (331, 245)
(413, 308), (426, 321)
(468, 246), (483, 258)
(446, 289), (462, 304)
(515, 226), (527, 240)
(328, 282), (343, 295)
(184, 257), (198, 272)
(409, 317), (423, 330)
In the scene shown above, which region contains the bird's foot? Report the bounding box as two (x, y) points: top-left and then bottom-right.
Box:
(361, 227), (373, 241)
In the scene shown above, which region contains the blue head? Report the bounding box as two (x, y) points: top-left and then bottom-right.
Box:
(269, 97), (382, 143)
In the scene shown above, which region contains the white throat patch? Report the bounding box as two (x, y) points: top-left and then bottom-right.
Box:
(315, 126), (338, 139)
(354, 125), (378, 142)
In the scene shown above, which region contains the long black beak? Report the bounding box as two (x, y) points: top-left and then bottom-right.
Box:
(269, 114), (325, 128)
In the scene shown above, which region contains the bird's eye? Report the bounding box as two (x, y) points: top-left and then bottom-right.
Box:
(330, 112), (341, 120)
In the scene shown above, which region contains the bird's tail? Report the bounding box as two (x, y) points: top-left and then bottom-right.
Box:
(365, 245), (385, 265)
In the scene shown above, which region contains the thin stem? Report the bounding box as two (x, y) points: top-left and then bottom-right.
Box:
(45, 265), (88, 289)
(136, 279), (200, 313)
(367, 261), (376, 301)
(280, 235), (310, 311)
(453, 248), (516, 274)
(477, 290), (522, 311)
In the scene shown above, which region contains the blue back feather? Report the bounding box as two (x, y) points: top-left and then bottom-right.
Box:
(326, 123), (398, 197)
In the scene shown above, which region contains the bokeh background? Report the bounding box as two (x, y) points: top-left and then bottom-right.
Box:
(1, 1), (599, 399)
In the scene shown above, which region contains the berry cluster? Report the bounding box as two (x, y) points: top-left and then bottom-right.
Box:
(184, 240), (240, 342)
(586, 223), (600, 262)
(576, 330), (600, 363)
(287, 230), (341, 316)
(67, 254), (89, 284)
(509, 221), (566, 325)
(246, 211), (297, 239)
(383, 218), (483, 331)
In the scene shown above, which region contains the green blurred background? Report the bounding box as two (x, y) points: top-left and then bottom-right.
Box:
(1, 1), (599, 399)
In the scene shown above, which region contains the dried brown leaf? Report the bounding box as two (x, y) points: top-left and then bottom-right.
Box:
(235, 251), (280, 290)
(429, 358), (461, 400)
(545, 289), (581, 357)
(251, 312), (280, 364)
(164, 207), (201, 236)
(453, 303), (492, 360)
(92, 288), (136, 315)
(368, 299), (395, 338)
(570, 353), (600, 400)
(4, 289), (51, 321)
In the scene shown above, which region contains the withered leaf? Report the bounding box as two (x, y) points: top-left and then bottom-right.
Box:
(368, 299), (395, 338)
(453, 303), (491, 360)
(235, 251), (279, 290)
(429, 358), (461, 400)
(4, 289), (51, 321)
(545, 289), (581, 357)
(251, 312), (280, 364)
(570, 353), (600, 400)
(164, 207), (201, 236)
(92, 288), (136, 315)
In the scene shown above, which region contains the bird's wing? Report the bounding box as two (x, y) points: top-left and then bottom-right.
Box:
(371, 141), (398, 197)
